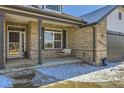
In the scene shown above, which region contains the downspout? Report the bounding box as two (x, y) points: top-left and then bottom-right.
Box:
(91, 26), (96, 66)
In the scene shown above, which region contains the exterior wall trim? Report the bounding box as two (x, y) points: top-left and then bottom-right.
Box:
(107, 30), (124, 36)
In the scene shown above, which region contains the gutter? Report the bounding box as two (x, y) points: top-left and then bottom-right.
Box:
(80, 22), (98, 28)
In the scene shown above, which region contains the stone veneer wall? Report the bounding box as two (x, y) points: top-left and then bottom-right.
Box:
(95, 19), (107, 65)
(68, 26), (94, 64)
(27, 22), (38, 60)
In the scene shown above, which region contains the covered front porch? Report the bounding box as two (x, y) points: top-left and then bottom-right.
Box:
(0, 6), (83, 69)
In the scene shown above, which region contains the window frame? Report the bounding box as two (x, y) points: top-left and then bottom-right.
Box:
(44, 5), (62, 13)
(118, 12), (122, 20)
(44, 29), (63, 49)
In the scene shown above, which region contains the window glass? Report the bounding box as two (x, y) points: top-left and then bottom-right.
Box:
(9, 32), (19, 42)
(44, 32), (53, 48)
(8, 26), (25, 31)
(44, 30), (62, 49)
(54, 41), (61, 48)
(54, 33), (61, 40)
(118, 12), (122, 20)
(9, 43), (19, 55)
(46, 5), (61, 12)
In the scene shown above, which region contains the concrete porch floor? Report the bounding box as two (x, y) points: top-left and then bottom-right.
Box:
(5, 57), (82, 69)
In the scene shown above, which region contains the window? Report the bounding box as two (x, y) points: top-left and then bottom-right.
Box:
(118, 12), (122, 20)
(44, 30), (62, 49)
(45, 5), (61, 12)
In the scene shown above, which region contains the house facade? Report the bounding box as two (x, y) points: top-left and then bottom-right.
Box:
(0, 5), (124, 69)
(107, 6), (124, 61)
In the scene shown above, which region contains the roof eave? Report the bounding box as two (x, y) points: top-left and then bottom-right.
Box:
(81, 5), (119, 27)
(2, 5), (86, 25)
(96, 5), (118, 23)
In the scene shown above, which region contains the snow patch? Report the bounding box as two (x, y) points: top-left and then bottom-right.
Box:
(32, 71), (58, 86)
(36, 63), (98, 80)
(0, 75), (13, 88)
(36, 62), (124, 82)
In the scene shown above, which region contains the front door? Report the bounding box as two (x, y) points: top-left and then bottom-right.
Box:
(7, 26), (26, 58)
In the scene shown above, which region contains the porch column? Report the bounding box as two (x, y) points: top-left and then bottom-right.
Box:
(38, 16), (43, 64)
(0, 12), (4, 69)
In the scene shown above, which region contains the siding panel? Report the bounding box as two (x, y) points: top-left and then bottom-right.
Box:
(107, 32), (124, 62)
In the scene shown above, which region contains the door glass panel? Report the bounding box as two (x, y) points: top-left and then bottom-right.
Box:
(9, 43), (19, 55)
(9, 32), (19, 42)
(9, 32), (20, 55)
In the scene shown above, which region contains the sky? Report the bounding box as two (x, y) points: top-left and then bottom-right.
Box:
(63, 5), (106, 17)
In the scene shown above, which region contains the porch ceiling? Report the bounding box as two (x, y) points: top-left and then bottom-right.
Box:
(5, 13), (79, 27)
(5, 13), (37, 24)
